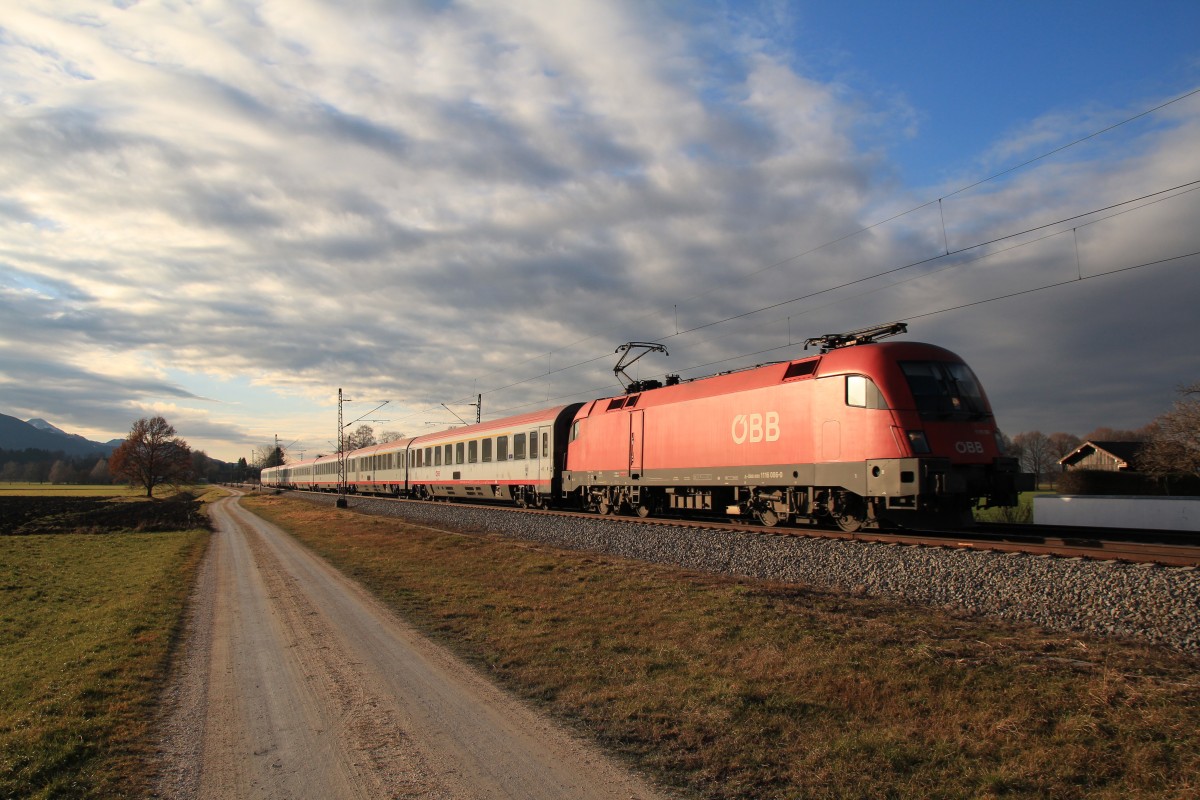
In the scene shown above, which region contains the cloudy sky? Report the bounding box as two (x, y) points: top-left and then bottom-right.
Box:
(2, 0), (1198, 463)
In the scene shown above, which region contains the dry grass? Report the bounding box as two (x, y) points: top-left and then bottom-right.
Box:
(245, 495), (1200, 800)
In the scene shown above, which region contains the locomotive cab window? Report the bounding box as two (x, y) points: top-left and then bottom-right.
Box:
(846, 375), (887, 409)
(570, 420), (581, 441)
(901, 361), (988, 421)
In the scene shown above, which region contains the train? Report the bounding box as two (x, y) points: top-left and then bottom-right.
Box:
(261, 324), (1022, 530)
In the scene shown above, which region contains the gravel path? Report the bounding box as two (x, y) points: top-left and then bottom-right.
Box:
(155, 491), (668, 799)
(294, 491), (1200, 652)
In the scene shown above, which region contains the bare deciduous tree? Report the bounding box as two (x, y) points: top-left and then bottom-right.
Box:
(1012, 430), (1057, 487)
(1142, 382), (1200, 477)
(255, 444), (286, 469)
(48, 460), (73, 484)
(346, 424), (377, 450)
(1082, 426), (1152, 442)
(88, 458), (111, 484)
(1047, 432), (1082, 462)
(109, 416), (193, 497)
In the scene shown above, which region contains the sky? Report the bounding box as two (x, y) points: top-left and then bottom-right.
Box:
(1, 0), (1198, 464)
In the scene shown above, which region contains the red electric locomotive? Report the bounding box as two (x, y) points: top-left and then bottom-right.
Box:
(561, 323), (1019, 529)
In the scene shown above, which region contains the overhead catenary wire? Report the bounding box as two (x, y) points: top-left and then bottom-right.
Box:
(451, 177), (1200, 413)
(458, 85), (1200, 391)
(364, 87), (1200, 433)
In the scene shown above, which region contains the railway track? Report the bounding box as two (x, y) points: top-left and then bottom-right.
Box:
(256, 487), (1200, 568)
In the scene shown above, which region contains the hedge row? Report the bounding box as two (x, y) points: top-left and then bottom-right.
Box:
(1055, 469), (1200, 496)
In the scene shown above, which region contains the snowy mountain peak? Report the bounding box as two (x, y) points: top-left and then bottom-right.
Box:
(26, 418), (69, 436)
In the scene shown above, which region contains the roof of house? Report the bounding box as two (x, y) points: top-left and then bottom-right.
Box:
(1059, 440), (1144, 468)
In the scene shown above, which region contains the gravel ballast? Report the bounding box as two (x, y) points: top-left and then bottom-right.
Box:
(281, 491), (1200, 653)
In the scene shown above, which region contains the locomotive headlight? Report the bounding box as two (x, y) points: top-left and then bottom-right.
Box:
(906, 430), (931, 454)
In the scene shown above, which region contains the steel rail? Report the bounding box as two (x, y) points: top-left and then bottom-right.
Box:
(258, 487), (1200, 568)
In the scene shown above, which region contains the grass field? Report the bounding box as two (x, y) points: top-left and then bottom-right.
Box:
(0, 482), (186, 498)
(972, 491), (1051, 523)
(0, 487), (214, 799)
(246, 494), (1200, 800)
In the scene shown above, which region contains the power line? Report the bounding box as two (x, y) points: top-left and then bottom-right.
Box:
(459, 86), (1200, 389)
(461, 176), (1200, 415)
(376, 88), (1200, 425)
(478, 246), (1200, 421)
(902, 250), (1200, 322)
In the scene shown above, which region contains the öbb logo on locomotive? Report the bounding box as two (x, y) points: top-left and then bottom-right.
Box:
(731, 412), (780, 445)
(955, 441), (985, 455)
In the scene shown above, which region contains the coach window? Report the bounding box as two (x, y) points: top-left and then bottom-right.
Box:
(433, 447), (440, 466)
(542, 432), (549, 458)
(497, 436), (509, 461)
(482, 438), (492, 462)
(468, 440), (478, 463)
(443, 444), (451, 465)
(529, 432), (538, 458)
(456, 442), (465, 464)
(514, 433), (526, 460)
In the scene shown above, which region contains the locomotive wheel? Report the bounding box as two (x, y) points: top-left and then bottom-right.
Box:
(834, 512), (863, 532)
(833, 494), (867, 532)
(636, 503), (652, 518)
(597, 499), (612, 515)
(755, 507), (780, 527)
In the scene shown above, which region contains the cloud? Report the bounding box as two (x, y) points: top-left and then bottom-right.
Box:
(0, 1), (1196, 459)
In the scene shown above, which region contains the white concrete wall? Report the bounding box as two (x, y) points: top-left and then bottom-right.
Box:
(1034, 495), (1200, 532)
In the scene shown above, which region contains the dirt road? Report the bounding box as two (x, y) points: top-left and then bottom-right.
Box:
(154, 491), (666, 799)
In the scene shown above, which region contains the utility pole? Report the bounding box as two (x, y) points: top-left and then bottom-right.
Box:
(335, 389), (389, 509)
(337, 388), (348, 508)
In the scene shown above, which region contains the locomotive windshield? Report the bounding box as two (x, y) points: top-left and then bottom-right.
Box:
(900, 361), (990, 421)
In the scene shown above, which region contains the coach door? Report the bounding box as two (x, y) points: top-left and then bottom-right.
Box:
(536, 424), (552, 483)
(628, 410), (645, 477)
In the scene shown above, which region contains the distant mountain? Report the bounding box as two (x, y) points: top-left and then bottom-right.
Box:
(26, 418), (70, 436)
(0, 414), (120, 457)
